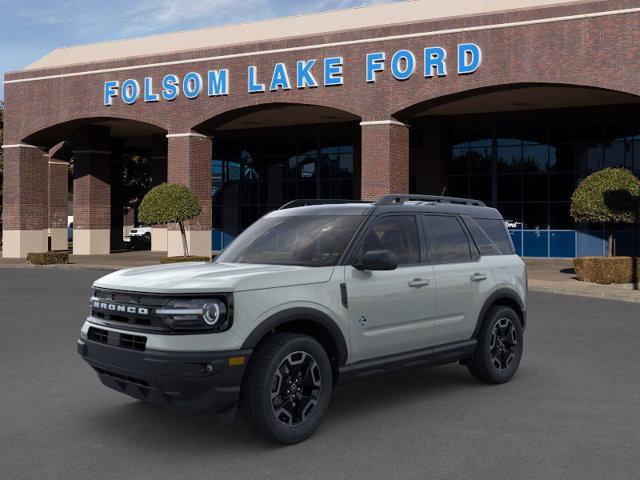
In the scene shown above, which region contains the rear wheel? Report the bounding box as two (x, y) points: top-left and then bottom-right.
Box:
(467, 306), (523, 384)
(241, 333), (332, 444)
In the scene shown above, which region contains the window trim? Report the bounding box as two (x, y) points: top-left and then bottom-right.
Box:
(421, 213), (480, 266)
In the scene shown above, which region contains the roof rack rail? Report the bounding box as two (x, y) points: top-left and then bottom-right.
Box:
(279, 199), (369, 209)
(376, 194), (486, 207)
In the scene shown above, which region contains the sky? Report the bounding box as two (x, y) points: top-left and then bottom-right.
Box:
(0, 0), (400, 100)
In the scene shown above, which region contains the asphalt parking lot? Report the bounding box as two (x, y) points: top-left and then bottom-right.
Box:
(1, 268), (639, 480)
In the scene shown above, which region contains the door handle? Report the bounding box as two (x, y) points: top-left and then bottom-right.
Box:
(470, 272), (488, 282)
(408, 278), (430, 288)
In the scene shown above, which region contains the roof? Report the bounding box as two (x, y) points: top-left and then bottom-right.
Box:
(25, 0), (588, 70)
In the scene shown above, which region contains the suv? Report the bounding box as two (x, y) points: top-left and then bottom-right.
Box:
(77, 194), (526, 444)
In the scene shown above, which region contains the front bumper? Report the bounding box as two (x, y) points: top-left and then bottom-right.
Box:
(77, 338), (251, 420)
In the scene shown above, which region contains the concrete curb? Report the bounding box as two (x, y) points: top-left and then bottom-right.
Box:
(529, 282), (640, 304)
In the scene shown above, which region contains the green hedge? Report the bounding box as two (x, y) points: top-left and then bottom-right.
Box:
(574, 256), (640, 284)
(159, 255), (210, 264)
(27, 251), (70, 265)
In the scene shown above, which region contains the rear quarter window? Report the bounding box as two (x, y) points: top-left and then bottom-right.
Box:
(473, 218), (514, 255)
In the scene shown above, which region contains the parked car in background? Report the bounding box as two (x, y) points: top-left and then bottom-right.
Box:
(127, 226), (152, 250)
(67, 216), (74, 242)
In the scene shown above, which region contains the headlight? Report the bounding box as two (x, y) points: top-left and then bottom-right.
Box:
(157, 297), (230, 332)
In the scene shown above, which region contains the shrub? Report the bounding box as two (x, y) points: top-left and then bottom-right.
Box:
(573, 256), (640, 284)
(27, 251), (70, 265)
(159, 255), (210, 264)
(139, 183), (202, 256)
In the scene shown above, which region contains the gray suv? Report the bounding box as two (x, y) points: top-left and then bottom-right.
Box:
(77, 194), (526, 444)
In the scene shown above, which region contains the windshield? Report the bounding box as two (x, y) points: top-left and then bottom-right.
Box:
(216, 215), (363, 267)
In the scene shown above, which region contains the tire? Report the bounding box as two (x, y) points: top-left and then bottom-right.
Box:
(467, 306), (523, 384)
(240, 332), (332, 444)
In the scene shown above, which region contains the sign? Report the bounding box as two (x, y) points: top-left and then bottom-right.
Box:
(103, 43), (481, 106)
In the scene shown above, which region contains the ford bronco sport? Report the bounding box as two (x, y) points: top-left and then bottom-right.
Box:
(77, 194), (526, 444)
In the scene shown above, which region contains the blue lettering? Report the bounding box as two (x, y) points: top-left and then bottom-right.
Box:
(324, 57), (343, 86)
(121, 79), (140, 104)
(208, 69), (229, 96)
(183, 72), (203, 99)
(296, 60), (318, 88)
(270, 63), (292, 91)
(248, 66), (265, 93)
(366, 52), (385, 82)
(103, 80), (119, 106)
(424, 47), (447, 77)
(161, 74), (179, 101)
(390, 50), (415, 81)
(143, 77), (159, 102)
(457, 43), (482, 74)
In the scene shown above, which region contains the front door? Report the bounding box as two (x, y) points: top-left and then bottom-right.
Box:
(345, 215), (436, 363)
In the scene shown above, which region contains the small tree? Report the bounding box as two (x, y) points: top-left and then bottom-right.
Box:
(570, 168), (640, 256)
(138, 183), (202, 256)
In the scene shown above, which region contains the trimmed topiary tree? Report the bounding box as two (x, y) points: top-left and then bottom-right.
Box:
(138, 183), (202, 256)
(570, 168), (640, 256)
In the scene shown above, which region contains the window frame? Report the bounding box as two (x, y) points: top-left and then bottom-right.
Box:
(346, 213), (424, 268)
(421, 214), (480, 265)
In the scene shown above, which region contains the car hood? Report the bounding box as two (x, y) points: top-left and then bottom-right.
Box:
(93, 262), (335, 294)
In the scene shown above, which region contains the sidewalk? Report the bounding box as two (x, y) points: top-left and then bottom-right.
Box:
(525, 258), (640, 303)
(1, 251), (639, 303)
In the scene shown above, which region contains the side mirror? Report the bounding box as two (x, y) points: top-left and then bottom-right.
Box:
(354, 249), (398, 271)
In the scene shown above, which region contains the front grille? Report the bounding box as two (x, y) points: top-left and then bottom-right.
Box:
(90, 289), (168, 332)
(87, 326), (147, 351)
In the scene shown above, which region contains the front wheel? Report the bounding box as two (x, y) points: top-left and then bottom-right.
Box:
(467, 306), (523, 384)
(240, 333), (332, 444)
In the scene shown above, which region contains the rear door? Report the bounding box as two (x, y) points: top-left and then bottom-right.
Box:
(422, 214), (492, 345)
(345, 214), (436, 363)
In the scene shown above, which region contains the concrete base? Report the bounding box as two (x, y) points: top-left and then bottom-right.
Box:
(167, 230), (211, 257)
(2, 230), (48, 258)
(151, 227), (168, 252)
(73, 229), (110, 255)
(49, 228), (68, 251)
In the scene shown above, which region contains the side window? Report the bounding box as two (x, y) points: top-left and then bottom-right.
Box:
(462, 216), (501, 256)
(475, 218), (515, 255)
(423, 215), (472, 264)
(360, 215), (420, 265)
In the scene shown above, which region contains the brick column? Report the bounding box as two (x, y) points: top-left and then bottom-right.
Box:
(2, 144), (49, 258)
(166, 133), (212, 257)
(48, 159), (69, 251)
(72, 127), (112, 255)
(150, 134), (168, 252)
(360, 120), (410, 201)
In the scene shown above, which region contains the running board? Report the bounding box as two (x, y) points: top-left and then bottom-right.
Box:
(337, 340), (477, 384)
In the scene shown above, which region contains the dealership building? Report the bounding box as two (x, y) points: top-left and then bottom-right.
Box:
(3, 0), (640, 258)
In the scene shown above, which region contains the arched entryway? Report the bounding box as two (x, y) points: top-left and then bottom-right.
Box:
(397, 84), (640, 257)
(3, 117), (167, 257)
(194, 103), (361, 250)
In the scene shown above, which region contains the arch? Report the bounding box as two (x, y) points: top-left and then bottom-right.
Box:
(392, 82), (640, 121)
(21, 115), (168, 150)
(190, 100), (361, 134)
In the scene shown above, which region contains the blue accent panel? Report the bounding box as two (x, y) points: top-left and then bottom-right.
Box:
(576, 229), (606, 257)
(523, 230), (549, 257)
(212, 230), (236, 251)
(509, 230), (522, 256)
(365, 52), (385, 82)
(550, 231), (576, 258)
(161, 74), (179, 101)
(457, 43), (482, 74)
